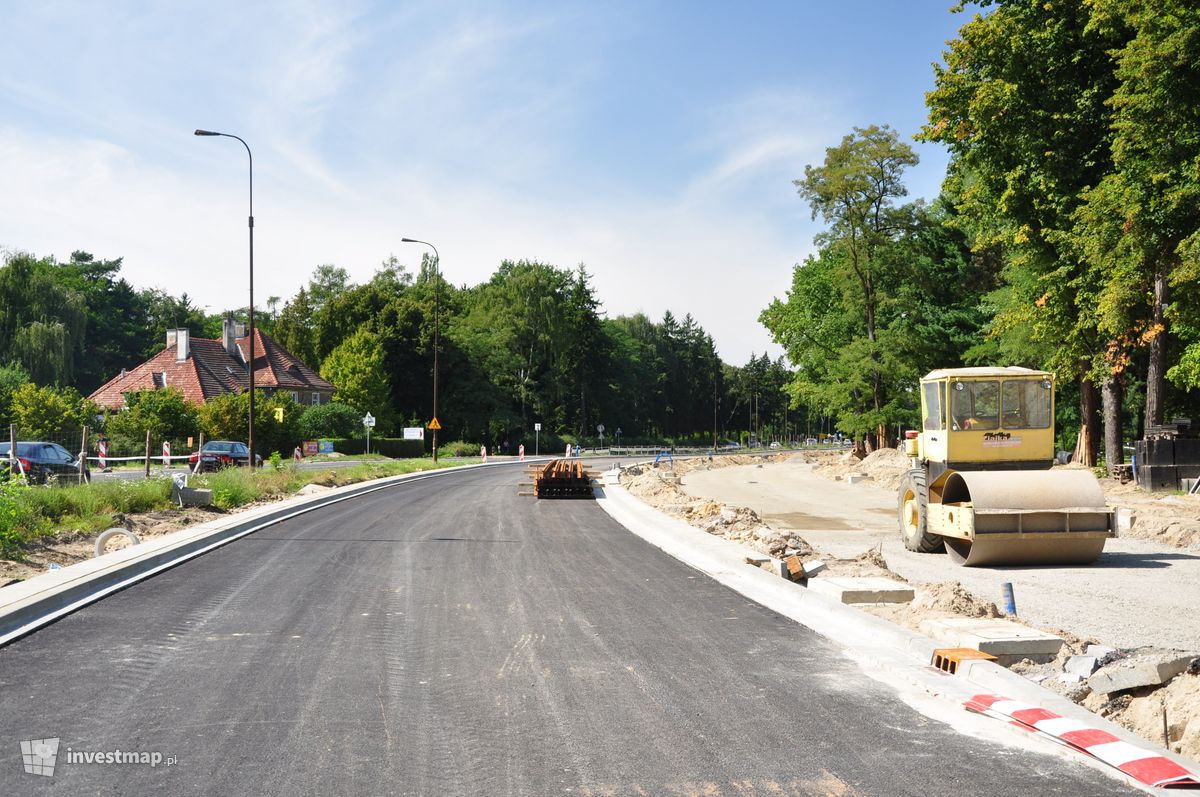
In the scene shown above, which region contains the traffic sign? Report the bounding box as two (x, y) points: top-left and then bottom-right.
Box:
(363, 412), (376, 428)
(428, 417), (442, 431)
(534, 422), (542, 432)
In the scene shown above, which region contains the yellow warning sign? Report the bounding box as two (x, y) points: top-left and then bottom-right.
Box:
(427, 417), (442, 430)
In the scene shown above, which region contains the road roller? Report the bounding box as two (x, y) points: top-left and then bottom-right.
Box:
(898, 367), (1113, 566)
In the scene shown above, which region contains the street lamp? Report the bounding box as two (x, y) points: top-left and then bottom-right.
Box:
(401, 238), (440, 462)
(194, 128), (256, 470)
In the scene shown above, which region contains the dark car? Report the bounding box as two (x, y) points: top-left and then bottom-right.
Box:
(188, 441), (263, 472)
(0, 441), (82, 484)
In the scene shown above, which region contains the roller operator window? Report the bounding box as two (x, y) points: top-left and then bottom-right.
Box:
(1000, 379), (1052, 429)
(922, 382), (944, 430)
(951, 381), (999, 430)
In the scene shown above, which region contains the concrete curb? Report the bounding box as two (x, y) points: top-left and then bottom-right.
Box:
(596, 477), (1200, 790)
(0, 458), (540, 647)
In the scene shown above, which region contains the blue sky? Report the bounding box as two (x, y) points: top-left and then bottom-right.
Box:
(1, 1), (969, 364)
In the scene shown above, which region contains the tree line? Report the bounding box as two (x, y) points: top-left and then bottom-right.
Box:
(0, 249), (798, 455)
(764, 2), (1200, 464)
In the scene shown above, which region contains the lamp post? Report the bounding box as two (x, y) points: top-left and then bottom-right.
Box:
(401, 238), (440, 462)
(194, 129), (256, 470)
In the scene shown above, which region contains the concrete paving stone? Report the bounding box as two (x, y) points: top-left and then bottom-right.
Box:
(918, 617), (1064, 665)
(1063, 655), (1099, 678)
(1088, 651), (1199, 694)
(807, 576), (914, 604)
(1085, 644), (1117, 660)
(846, 473), (872, 484)
(802, 559), (827, 577)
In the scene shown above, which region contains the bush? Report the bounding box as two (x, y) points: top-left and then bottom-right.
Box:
(298, 402), (362, 439)
(438, 440), (481, 457)
(328, 437), (424, 458)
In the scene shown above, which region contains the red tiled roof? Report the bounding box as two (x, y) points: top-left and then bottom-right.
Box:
(89, 330), (335, 409)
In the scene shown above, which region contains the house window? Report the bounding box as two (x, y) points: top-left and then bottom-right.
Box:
(311, 392), (321, 406)
(152, 372), (167, 389)
(290, 391), (299, 402)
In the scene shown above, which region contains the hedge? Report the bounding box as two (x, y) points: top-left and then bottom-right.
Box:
(328, 437), (424, 458)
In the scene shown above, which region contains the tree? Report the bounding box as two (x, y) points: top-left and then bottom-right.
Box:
(1084, 1), (1200, 431)
(103, 388), (200, 451)
(9, 383), (96, 440)
(298, 402), (363, 439)
(771, 125), (920, 449)
(197, 390), (301, 458)
(0, 364), (30, 429)
(319, 329), (394, 434)
(919, 1), (1130, 464)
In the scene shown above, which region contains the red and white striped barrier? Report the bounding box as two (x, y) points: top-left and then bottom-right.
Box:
(162, 441), (171, 467)
(518, 444), (525, 461)
(480, 445), (487, 463)
(97, 441), (107, 470)
(966, 693), (1200, 788)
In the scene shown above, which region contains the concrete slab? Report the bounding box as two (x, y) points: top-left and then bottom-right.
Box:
(1089, 651), (1198, 694)
(1063, 655), (1098, 678)
(918, 617), (1064, 665)
(807, 576), (914, 605)
(846, 473), (872, 484)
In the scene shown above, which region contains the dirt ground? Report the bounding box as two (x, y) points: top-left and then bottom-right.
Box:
(619, 450), (1200, 762)
(0, 505), (230, 584)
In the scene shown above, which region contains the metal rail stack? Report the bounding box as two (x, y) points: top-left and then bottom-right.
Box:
(530, 459), (596, 499)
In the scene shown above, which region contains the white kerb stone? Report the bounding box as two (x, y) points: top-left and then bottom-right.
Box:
(807, 576), (914, 604)
(918, 617), (1064, 663)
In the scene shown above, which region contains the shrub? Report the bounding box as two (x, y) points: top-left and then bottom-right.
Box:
(438, 440), (481, 457)
(329, 437), (424, 458)
(298, 402), (362, 439)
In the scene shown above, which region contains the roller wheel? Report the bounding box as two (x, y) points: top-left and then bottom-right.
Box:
(898, 469), (942, 553)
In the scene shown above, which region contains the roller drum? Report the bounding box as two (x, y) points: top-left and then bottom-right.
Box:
(939, 469), (1111, 567)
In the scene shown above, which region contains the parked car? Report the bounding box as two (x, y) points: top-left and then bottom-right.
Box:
(0, 441), (82, 484)
(188, 441), (263, 472)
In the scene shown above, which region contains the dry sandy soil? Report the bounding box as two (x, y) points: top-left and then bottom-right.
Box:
(619, 450), (1200, 762)
(0, 505), (230, 584)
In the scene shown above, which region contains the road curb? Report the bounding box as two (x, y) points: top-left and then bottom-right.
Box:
(0, 459), (538, 647)
(596, 477), (1200, 790)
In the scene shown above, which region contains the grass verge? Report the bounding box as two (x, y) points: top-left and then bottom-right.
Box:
(0, 458), (478, 560)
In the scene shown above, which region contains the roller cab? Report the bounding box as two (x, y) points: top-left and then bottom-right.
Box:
(899, 367), (1113, 566)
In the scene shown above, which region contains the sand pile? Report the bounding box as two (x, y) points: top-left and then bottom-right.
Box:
(620, 458), (810, 559)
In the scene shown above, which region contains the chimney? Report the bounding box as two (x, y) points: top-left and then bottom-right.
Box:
(222, 316), (237, 356)
(176, 329), (190, 362)
(166, 329), (177, 350)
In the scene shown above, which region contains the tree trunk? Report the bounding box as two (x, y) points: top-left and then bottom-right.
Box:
(1145, 265), (1169, 428)
(1073, 377), (1099, 467)
(1102, 376), (1123, 470)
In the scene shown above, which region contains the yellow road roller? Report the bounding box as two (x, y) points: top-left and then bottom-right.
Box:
(898, 367), (1113, 566)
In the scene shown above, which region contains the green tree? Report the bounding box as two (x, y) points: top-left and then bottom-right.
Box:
(920, 1), (1130, 464)
(197, 390), (301, 459)
(0, 364), (31, 429)
(103, 388), (200, 451)
(298, 402), (362, 439)
(9, 383), (96, 440)
(319, 329), (394, 434)
(771, 125), (920, 448)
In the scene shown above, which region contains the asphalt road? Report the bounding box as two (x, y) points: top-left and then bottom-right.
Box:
(0, 463), (1134, 795)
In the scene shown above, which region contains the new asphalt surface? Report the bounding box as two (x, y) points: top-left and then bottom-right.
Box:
(0, 463), (1135, 795)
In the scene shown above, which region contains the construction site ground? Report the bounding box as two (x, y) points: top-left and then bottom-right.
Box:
(618, 450), (1200, 762)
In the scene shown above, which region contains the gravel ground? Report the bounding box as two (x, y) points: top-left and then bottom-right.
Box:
(681, 459), (1200, 651)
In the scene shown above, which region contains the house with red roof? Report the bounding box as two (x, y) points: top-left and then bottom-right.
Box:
(89, 317), (335, 410)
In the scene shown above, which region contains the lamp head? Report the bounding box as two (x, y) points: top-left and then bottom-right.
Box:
(194, 129), (220, 136)
(401, 238), (417, 243)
